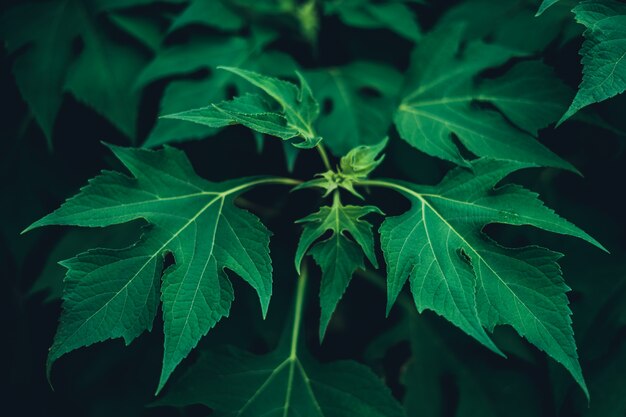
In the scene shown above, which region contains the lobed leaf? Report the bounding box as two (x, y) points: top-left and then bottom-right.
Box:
(164, 66), (322, 148)
(374, 159), (605, 397)
(219, 66), (322, 148)
(306, 63), (402, 156)
(154, 274), (404, 417)
(560, 0), (626, 123)
(295, 196), (382, 339)
(162, 93), (299, 140)
(395, 24), (575, 171)
(24, 144), (290, 392)
(137, 32), (281, 147)
(0, 0), (150, 145)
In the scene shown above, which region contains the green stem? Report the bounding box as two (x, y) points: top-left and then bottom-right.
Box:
(332, 189), (341, 206)
(259, 177), (304, 188)
(290, 264), (308, 359)
(316, 143), (332, 172)
(230, 177), (303, 195)
(356, 179), (408, 194)
(356, 178), (431, 204)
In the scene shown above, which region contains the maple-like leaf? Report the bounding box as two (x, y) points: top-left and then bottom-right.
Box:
(366, 312), (540, 417)
(23, 144), (299, 392)
(0, 0), (151, 145)
(441, 0), (568, 53)
(154, 273), (405, 417)
(394, 24), (575, 170)
(364, 159), (605, 397)
(164, 67), (322, 148)
(136, 31), (285, 147)
(559, 0), (626, 123)
(295, 194), (382, 339)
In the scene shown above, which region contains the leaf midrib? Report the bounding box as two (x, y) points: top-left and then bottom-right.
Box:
(363, 180), (557, 341)
(236, 271), (323, 417)
(52, 178), (279, 355)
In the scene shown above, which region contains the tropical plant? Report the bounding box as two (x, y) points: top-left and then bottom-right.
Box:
(3, 0), (626, 416)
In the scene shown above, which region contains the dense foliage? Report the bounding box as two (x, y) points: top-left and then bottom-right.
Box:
(3, 0), (626, 416)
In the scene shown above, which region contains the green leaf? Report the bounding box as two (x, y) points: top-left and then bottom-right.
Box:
(366, 313), (541, 417)
(64, 13), (146, 140)
(109, 12), (165, 52)
(137, 32), (279, 147)
(395, 24), (575, 171)
(537, 0), (561, 16)
(295, 138), (388, 199)
(154, 274), (405, 417)
(295, 194), (382, 339)
(162, 66), (322, 148)
(0, 0), (147, 145)
(23, 144), (298, 392)
(91, 0), (184, 11)
(0, 1), (77, 143)
(440, 0), (568, 53)
(282, 141), (300, 172)
(559, 0), (626, 123)
(29, 224), (141, 303)
(162, 93), (299, 140)
(136, 35), (248, 89)
(306, 62), (402, 156)
(479, 61), (573, 135)
(169, 0), (244, 33)
(372, 159), (605, 397)
(325, 0), (422, 41)
(219, 66), (322, 148)
(340, 137), (388, 180)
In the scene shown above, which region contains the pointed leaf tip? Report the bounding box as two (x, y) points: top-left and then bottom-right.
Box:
(377, 171), (590, 391)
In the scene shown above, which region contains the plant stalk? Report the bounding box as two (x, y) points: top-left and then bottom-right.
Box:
(290, 263), (308, 358)
(316, 143), (332, 171)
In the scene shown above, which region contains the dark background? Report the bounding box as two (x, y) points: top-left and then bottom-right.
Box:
(2, 0), (625, 416)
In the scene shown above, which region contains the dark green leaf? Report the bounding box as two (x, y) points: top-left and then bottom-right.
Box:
(537, 0), (560, 16)
(306, 63), (401, 156)
(169, 0), (244, 33)
(0, 0), (149, 144)
(219, 67), (322, 148)
(295, 195), (382, 338)
(373, 159), (605, 397)
(155, 274), (404, 417)
(560, 0), (626, 123)
(324, 0), (422, 41)
(162, 93), (299, 140)
(24, 145), (297, 392)
(395, 25), (574, 170)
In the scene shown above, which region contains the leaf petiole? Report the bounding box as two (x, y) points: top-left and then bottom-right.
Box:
(316, 143), (333, 171)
